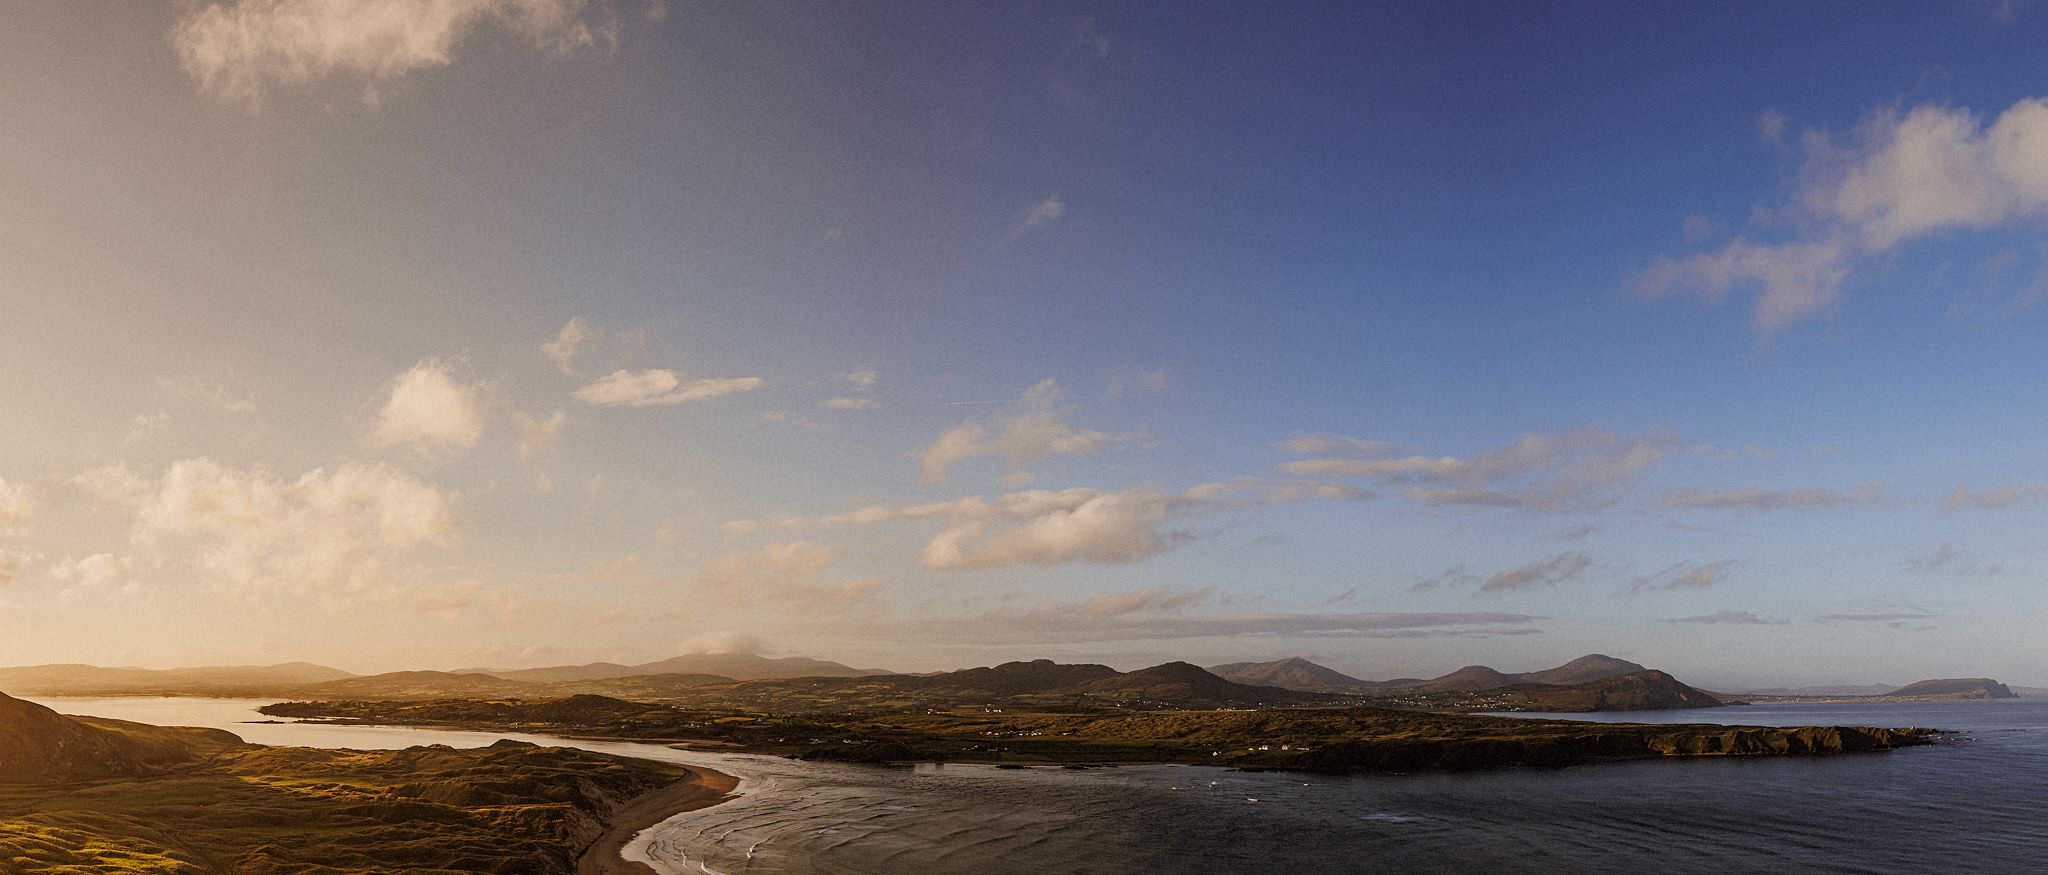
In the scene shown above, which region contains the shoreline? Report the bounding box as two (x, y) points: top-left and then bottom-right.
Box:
(578, 763), (742, 875)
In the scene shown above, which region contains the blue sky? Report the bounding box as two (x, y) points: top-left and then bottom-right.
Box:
(3, 1), (2048, 686)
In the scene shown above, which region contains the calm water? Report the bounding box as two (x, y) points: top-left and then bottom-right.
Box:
(29, 696), (2047, 874)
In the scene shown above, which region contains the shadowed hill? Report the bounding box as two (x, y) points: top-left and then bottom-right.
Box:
(0, 691), (242, 784)
(1207, 657), (1388, 693)
(907, 659), (1121, 694)
(1512, 670), (1726, 711)
(1421, 665), (1522, 693)
(1516, 654), (1648, 686)
(1070, 662), (1319, 705)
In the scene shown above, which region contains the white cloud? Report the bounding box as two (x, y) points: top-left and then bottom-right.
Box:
(542, 317), (588, 374)
(795, 479), (1365, 571)
(1945, 483), (2048, 511)
(173, 0), (623, 108)
(50, 553), (131, 597)
(370, 359), (487, 451)
(844, 367), (878, 389)
(822, 397), (879, 411)
(1281, 426), (1677, 512)
(1644, 97), (2048, 332)
(515, 409), (567, 459)
(1277, 433), (1399, 457)
(0, 477), (30, 534)
(574, 369), (763, 407)
(697, 542), (880, 614)
(131, 458), (454, 592)
(918, 379), (1132, 483)
(1023, 194), (1066, 228)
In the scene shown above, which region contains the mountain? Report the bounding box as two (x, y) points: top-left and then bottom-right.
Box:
(1515, 654), (1648, 686)
(1886, 678), (2017, 699)
(0, 691), (242, 784)
(625, 653), (890, 680)
(1515, 670), (1725, 711)
(473, 653), (891, 683)
(1207, 658), (1386, 693)
(0, 662), (355, 695)
(1070, 661), (1318, 705)
(909, 659), (1120, 694)
(1420, 665), (1521, 693)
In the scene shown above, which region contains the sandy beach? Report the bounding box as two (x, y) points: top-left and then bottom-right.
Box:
(578, 764), (742, 875)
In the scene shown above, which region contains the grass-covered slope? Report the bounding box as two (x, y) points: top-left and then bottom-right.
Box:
(0, 691), (704, 874)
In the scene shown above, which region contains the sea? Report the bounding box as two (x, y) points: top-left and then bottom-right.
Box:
(26, 696), (2048, 874)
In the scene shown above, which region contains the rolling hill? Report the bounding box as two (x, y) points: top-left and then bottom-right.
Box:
(0, 691), (242, 784)
(1886, 678), (2016, 699)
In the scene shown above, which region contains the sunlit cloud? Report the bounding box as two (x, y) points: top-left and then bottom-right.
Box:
(0, 477), (31, 534)
(173, 0), (627, 108)
(369, 359), (487, 451)
(1944, 483), (2048, 511)
(574, 369), (763, 407)
(821, 397), (879, 411)
(542, 317), (589, 374)
(1283, 426), (1678, 512)
(128, 458), (455, 592)
(696, 542), (882, 615)
(918, 379), (1137, 483)
(864, 605), (1546, 646)
(1643, 97), (2048, 332)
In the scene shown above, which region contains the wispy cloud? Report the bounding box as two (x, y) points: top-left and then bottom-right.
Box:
(542, 317), (588, 374)
(1657, 485), (1888, 511)
(1944, 483), (2048, 511)
(1642, 97), (2048, 332)
(697, 542), (880, 615)
(1479, 551), (1593, 593)
(1284, 427), (1678, 512)
(574, 369), (763, 407)
(1666, 609), (1776, 625)
(918, 379), (1137, 483)
(1022, 194), (1066, 229)
(1630, 559), (1736, 592)
(867, 605), (1545, 646)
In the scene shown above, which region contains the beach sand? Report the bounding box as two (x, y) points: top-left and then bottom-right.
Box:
(578, 764), (741, 875)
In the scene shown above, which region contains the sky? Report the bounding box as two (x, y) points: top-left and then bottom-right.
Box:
(4, 1), (2048, 687)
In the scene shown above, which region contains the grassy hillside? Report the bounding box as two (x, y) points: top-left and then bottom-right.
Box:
(0, 692), (707, 874)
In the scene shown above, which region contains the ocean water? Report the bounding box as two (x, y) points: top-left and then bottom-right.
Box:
(28, 696), (2048, 874)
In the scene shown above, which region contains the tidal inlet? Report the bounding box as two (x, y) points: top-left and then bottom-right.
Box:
(4, 2), (2047, 873)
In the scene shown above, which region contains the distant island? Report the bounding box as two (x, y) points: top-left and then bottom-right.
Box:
(1736, 677), (2019, 703)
